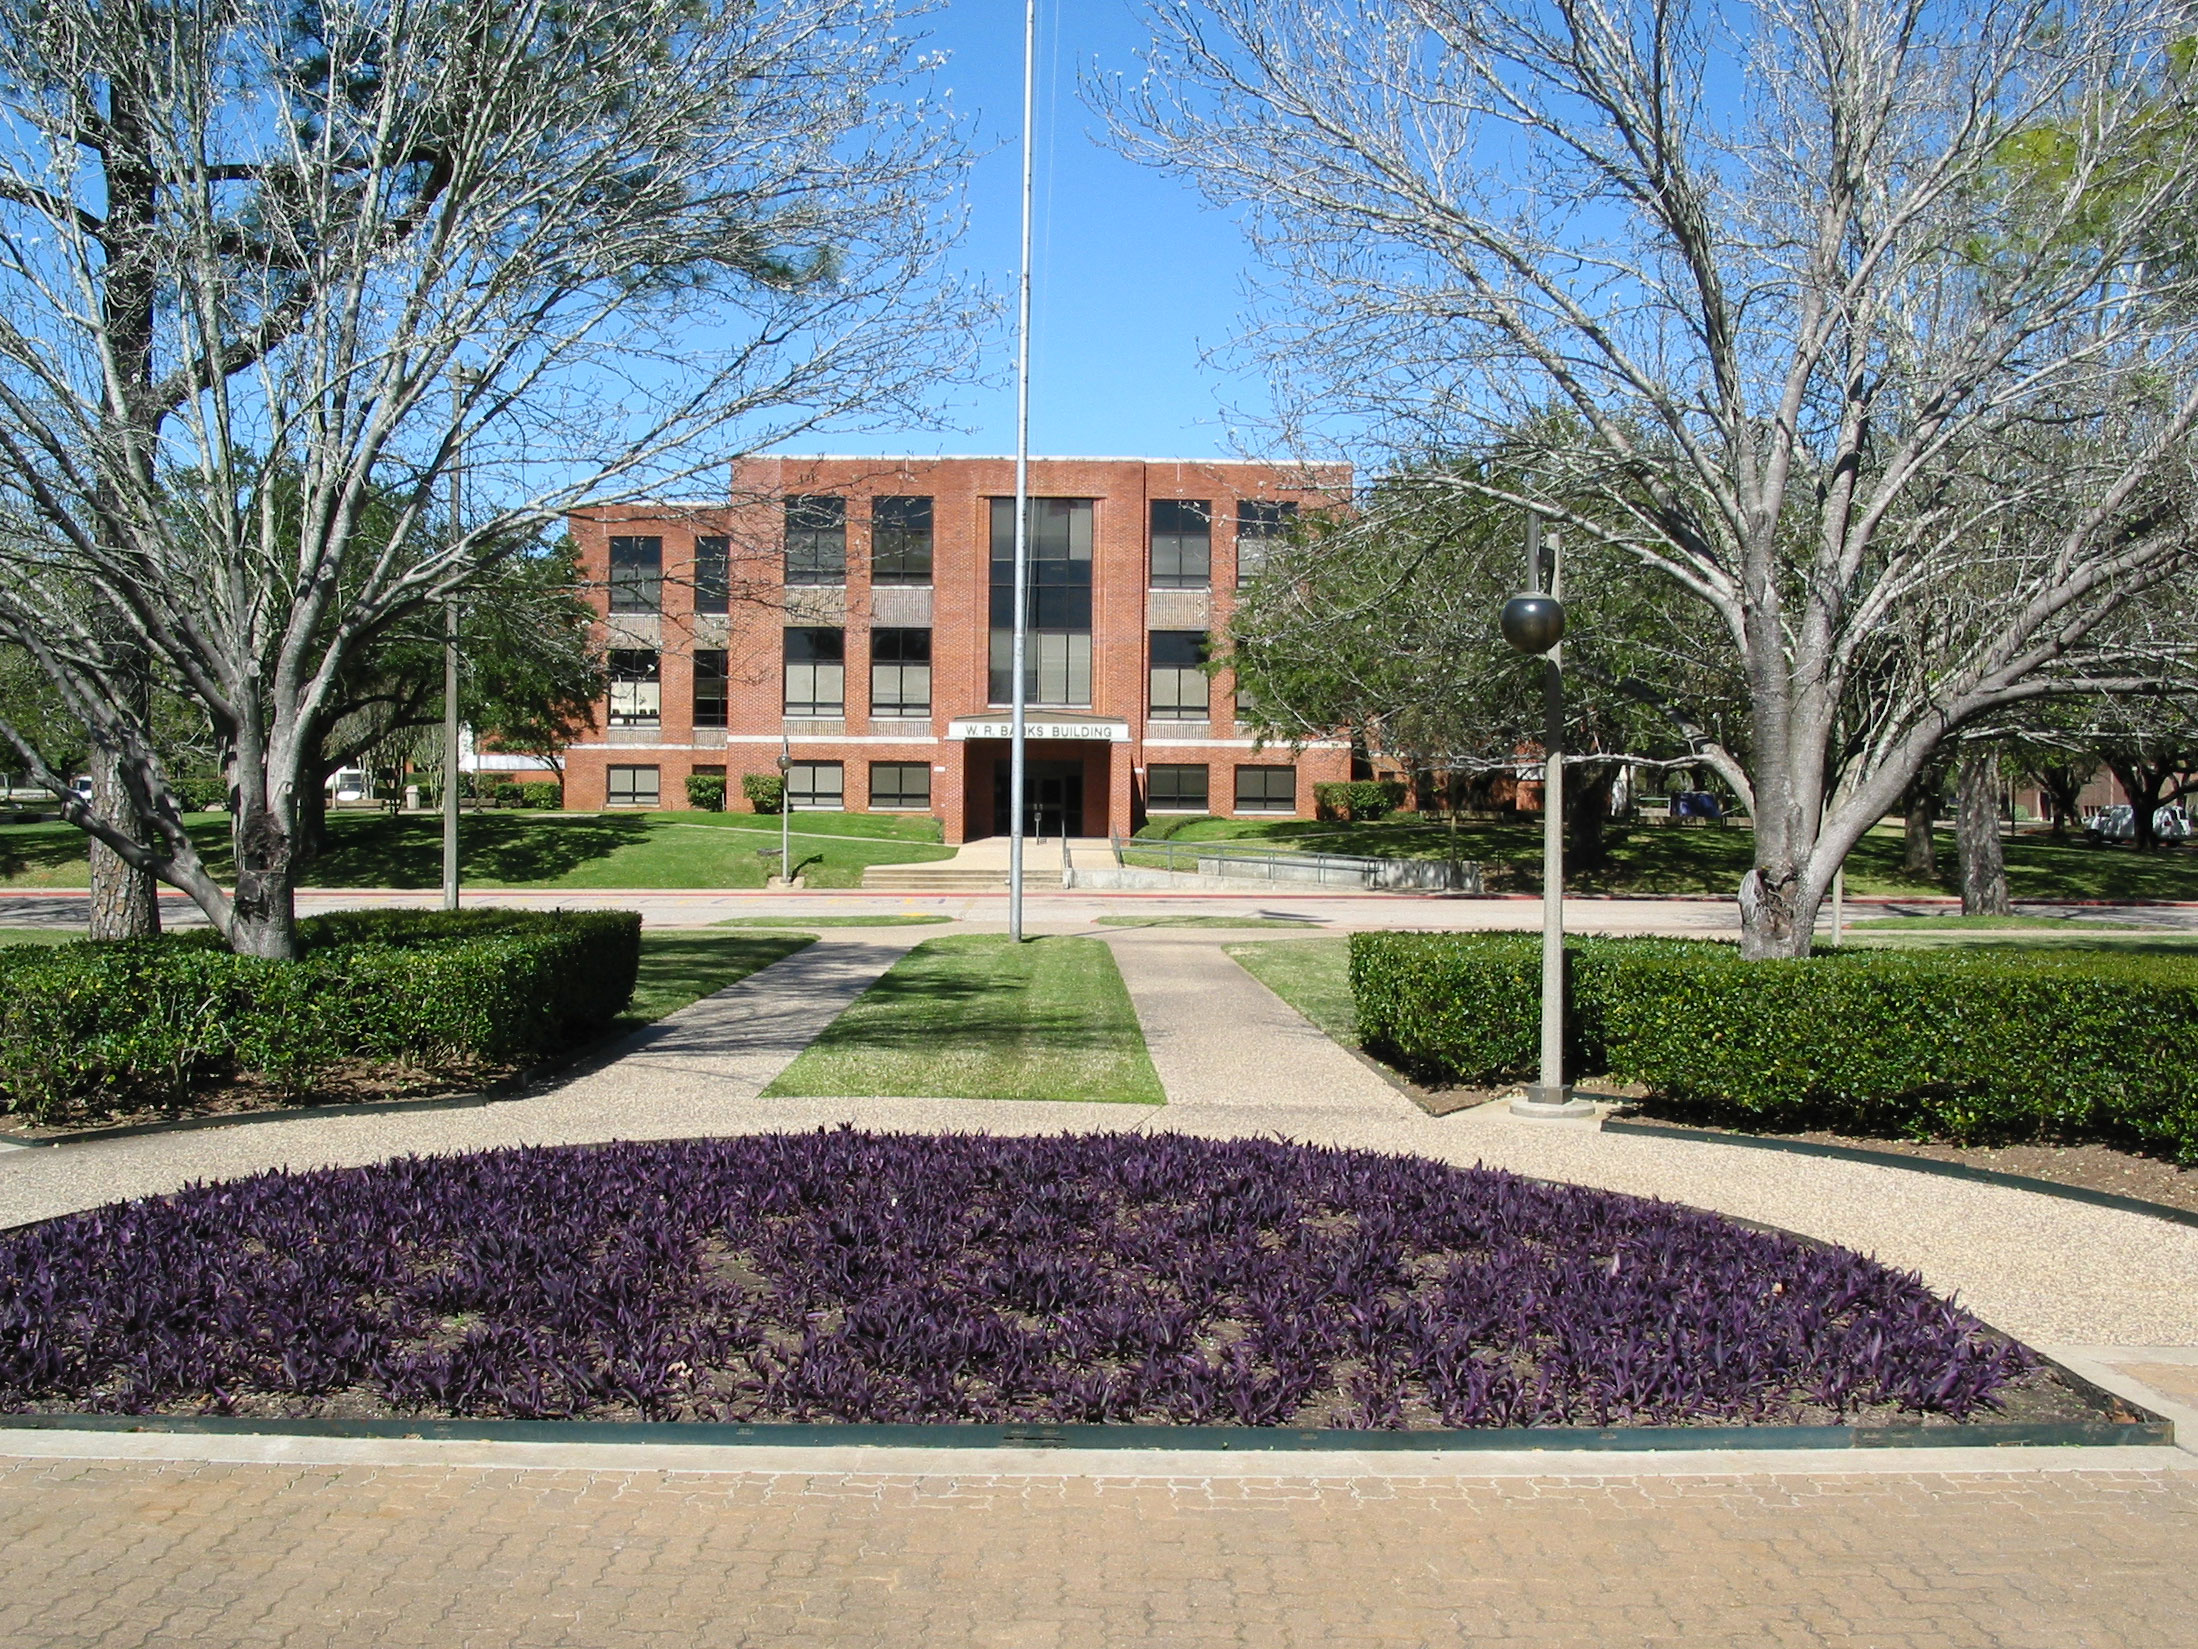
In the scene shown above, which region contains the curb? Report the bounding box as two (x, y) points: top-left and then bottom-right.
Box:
(1601, 1118), (2198, 1231)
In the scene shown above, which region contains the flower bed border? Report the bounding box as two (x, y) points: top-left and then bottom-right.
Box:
(1602, 1118), (2198, 1232)
(0, 1354), (2165, 1453)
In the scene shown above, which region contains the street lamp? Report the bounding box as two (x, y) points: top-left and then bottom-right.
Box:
(776, 734), (793, 889)
(1502, 518), (1597, 1120)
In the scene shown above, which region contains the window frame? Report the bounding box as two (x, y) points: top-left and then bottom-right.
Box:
(868, 761), (933, 811)
(606, 765), (661, 808)
(608, 536), (663, 614)
(786, 761), (844, 810)
(692, 647), (729, 730)
(1234, 764), (1297, 815)
(607, 648), (661, 727)
(1149, 500), (1212, 590)
(869, 626), (933, 719)
(784, 495), (847, 587)
(782, 626), (846, 718)
(1146, 763), (1210, 813)
(871, 495), (934, 585)
(694, 536), (730, 615)
(1148, 630), (1210, 721)
(1234, 500), (1298, 585)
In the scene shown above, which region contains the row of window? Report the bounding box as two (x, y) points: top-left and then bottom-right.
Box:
(600, 762), (1295, 814)
(606, 627), (1218, 723)
(604, 497), (1297, 614)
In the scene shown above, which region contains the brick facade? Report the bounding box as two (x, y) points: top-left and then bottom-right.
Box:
(562, 457), (1352, 841)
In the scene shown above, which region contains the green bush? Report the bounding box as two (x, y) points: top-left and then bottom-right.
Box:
(0, 909), (640, 1122)
(1314, 780), (1409, 822)
(1349, 932), (2198, 1161)
(686, 774), (728, 812)
(514, 780), (562, 810)
(742, 772), (784, 814)
(171, 776), (230, 811)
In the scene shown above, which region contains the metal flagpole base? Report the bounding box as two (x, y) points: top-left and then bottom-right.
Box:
(1509, 1085), (1598, 1120)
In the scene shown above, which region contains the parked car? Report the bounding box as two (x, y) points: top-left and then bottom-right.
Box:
(2084, 803), (2192, 844)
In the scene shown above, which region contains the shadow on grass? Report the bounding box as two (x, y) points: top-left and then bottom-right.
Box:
(307, 813), (653, 888)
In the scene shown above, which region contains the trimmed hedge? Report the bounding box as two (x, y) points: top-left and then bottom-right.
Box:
(1350, 932), (2198, 1161)
(0, 909), (640, 1122)
(686, 774), (728, 811)
(1314, 779), (1408, 822)
(742, 772), (784, 814)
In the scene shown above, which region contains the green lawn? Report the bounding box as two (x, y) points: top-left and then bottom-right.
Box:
(1137, 815), (2198, 901)
(1226, 938), (1358, 1044)
(711, 914), (954, 929)
(0, 809), (954, 891)
(1095, 914), (1321, 929)
(0, 927), (78, 946)
(1843, 913), (2161, 931)
(622, 931), (816, 1028)
(763, 934), (1164, 1103)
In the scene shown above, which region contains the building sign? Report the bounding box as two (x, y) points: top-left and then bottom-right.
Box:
(947, 717), (1130, 743)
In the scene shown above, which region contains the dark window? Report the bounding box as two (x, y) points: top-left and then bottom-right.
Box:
(1235, 500), (1298, 583)
(869, 762), (932, 810)
(1149, 630), (1209, 721)
(608, 649), (660, 726)
(609, 536), (662, 613)
(1234, 764), (1296, 814)
(988, 497), (1094, 704)
(785, 496), (846, 586)
(1147, 763), (1209, 812)
(1150, 500), (1212, 589)
(787, 761), (843, 809)
(870, 627), (932, 718)
(693, 648), (729, 729)
(783, 627), (845, 717)
(606, 765), (660, 807)
(872, 496), (934, 585)
(694, 537), (730, 615)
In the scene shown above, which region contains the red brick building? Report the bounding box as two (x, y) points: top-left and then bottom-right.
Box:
(563, 456), (1352, 842)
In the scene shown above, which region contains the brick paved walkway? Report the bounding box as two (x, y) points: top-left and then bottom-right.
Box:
(0, 1456), (2191, 1647)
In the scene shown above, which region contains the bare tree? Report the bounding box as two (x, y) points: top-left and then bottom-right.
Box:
(1100, 0), (2198, 954)
(0, 0), (981, 957)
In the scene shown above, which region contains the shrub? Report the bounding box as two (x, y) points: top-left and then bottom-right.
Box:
(742, 772), (784, 814)
(514, 780), (563, 810)
(685, 774), (727, 812)
(1314, 779), (1408, 822)
(171, 776), (230, 811)
(0, 909), (640, 1121)
(1349, 932), (2198, 1161)
(0, 1132), (2032, 1425)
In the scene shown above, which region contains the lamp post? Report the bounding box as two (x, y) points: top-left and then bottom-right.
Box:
(776, 734), (793, 889)
(1501, 517), (1596, 1120)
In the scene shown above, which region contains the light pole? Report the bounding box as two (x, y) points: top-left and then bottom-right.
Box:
(776, 734), (793, 889)
(442, 366), (477, 912)
(1501, 517), (1596, 1120)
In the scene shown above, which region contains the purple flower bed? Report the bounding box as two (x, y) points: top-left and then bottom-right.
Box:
(0, 1132), (2034, 1428)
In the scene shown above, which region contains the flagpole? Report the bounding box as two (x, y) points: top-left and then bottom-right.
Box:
(1008, 0), (1036, 943)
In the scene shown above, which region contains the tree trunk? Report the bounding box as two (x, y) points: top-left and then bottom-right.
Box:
(2111, 762), (2164, 850)
(1956, 754), (2011, 916)
(229, 800), (301, 959)
(86, 733), (160, 940)
(1566, 761), (1618, 874)
(1902, 771), (1940, 878)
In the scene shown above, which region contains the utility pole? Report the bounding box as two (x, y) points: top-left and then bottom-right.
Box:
(1007, 0), (1037, 943)
(442, 367), (472, 912)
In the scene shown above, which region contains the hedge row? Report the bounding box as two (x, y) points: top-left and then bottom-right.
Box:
(1313, 780), (1409, 822)
(1350, 932), (2198, 1161)
(0, 909), (640, 1122)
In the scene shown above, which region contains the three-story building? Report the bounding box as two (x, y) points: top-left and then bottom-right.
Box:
(562, 455), (1351, 842)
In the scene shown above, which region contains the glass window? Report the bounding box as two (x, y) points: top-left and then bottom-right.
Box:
(872, 496), (934, 585)
(785, 496), (846, 586)
(1234, 764), (1296, 814)
(606, 765), (660, 807)
(869, 762), (932, 810)
(783, 627), (845, 718)
(870, 627), (932, 718)
(694, 536), (730, 616)
(608, 648), (660, 726)
(609, 536), (662, 614)
(1150, 500), (1212, 589)
(787, 761), (843, 809)
(1149, 630), (1209, 720)
(1235, 500), (1298, 584)
(988, 497), (1094, 704)
(1147, 764), (1209, 812)
(693, 648), (729, 729)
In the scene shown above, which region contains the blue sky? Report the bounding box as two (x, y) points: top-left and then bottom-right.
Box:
(789, 0), (1271, 461)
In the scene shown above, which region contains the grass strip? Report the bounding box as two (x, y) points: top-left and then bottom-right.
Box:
(1843, 913), (2161, 931)
(1096, 914), (1319, 929)
(763, 934), (1163, 1103)
(620, 931), (814, 1029)
(710, 914), (952, 929)
(1226, 938), (1358, 1045)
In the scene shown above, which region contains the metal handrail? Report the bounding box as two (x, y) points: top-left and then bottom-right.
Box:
(1117, 834), (1476, 887)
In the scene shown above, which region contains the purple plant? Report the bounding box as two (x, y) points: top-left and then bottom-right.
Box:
(0, 1131), (2034, 1427)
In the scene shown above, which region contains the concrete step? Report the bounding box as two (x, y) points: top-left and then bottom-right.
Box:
(859, 865), (1062, 891)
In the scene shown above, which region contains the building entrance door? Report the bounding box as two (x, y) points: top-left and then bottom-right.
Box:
(994, 760), (1085, 838)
